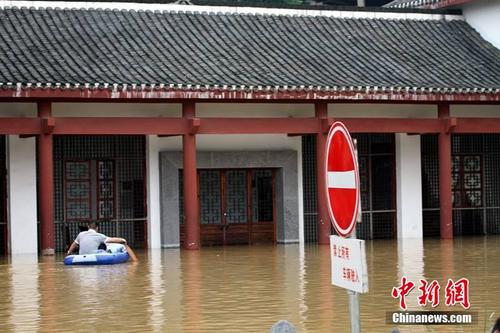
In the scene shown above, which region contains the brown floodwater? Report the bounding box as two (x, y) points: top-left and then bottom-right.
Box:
(0, 236), (499, 333)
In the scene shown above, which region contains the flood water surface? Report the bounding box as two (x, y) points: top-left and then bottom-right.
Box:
(0, 236), (499, 332)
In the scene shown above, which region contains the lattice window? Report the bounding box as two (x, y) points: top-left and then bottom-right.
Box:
(97, 160), (115, 219)
(199, 170), (222, 225)
(358, 155), (370, 212)
(226, 170), (247, 224)
(452, 155), (482, 208)
(65, 161), (91, 220)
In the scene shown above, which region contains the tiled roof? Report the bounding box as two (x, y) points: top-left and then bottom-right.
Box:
(385, 0), (441, 8)
(385, 0), (472, 9)
(0, 5), (499, 95)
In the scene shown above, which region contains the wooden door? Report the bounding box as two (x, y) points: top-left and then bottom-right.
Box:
(194, 168), (276, 246)
(249, 169), (276, 244)
(223, 170), (249, 245)
(198, 170), (223, 246)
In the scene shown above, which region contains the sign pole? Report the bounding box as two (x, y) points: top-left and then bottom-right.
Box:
(326, 126), (367, 333)
(348, 139), (361, 333)
(348, 231), (361, 333)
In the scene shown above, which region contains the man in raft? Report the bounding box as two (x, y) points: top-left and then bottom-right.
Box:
(67, 221), (138, 262)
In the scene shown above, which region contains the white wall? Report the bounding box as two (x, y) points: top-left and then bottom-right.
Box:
(157, 134), (300, 151)
(396, 134), (423, 239)
(197, 103), (313, 118)
(52, 103), (181, 117)
(329, 103), (437, 118)
(147, 135), (162, 249)
(464, 0), (500, 50)
(0, 103), (36, 116)
(451, 104), (500, 117)
(7, 136), (38, 254)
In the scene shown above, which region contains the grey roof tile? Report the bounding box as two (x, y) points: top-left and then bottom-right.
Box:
(0, 6), (499, 93)
(384, 0), (472, 9)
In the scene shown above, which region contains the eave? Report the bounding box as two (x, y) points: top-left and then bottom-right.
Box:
(0, 87), (499, 103)
(427, 0), (475, 9)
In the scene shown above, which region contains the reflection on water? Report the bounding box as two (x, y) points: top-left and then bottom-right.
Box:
(0, 236), (499, 332)
(8, 255), (40, 332)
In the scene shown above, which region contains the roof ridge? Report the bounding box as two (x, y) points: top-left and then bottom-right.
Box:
(0, 1), (465, 21)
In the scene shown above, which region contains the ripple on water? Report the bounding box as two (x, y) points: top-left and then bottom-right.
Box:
(0, 237), (498, 332)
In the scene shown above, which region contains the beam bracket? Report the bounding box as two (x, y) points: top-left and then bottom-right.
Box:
(444, 117), (457, 134)
(42, 117), (55, 134)
(321, 117), (334, 134)
(189, 117), (201, 135)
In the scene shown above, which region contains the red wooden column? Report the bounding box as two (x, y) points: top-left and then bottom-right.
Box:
(438, 103), (453, 239)
(183, 102), (200, 250)
(316, 102), (331, 244)
(38, 102), (55, 255)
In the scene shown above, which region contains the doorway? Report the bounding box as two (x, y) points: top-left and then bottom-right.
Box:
(180, 168), (276, 246)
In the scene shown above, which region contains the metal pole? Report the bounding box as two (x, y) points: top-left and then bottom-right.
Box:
(349, 138), (361, 333)
(347, 230), (361, 333)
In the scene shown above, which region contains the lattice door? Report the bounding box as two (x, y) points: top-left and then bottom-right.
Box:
(225, 170), (247, 224)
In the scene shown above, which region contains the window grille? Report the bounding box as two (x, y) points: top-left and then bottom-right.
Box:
(53, 135), (146, 251)
(302, 135), (318, 243)
(301, 134), (396, 241)
(421, 134), (500, 237)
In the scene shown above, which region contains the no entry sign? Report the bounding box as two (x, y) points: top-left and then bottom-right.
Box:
(325, 121), (360, 237)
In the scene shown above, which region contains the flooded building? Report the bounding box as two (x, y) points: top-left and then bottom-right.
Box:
(0, 1), (499, 255)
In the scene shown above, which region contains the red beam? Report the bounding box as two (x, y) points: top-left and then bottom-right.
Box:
(2, 116), (500, 135)
(454, 118), (500, 133)
(0, 118), (40, 134)
(0, 88), (498, 103)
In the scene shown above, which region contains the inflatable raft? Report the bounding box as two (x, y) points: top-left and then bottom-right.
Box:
(64, 243), (129, 265)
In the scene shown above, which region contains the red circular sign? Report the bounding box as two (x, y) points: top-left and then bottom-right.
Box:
(325, 121), (360, 237)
